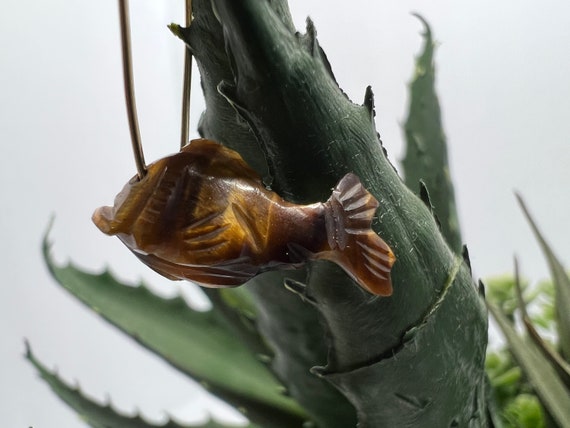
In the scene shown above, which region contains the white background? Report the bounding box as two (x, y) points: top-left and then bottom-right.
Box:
(1, 0), (569, 426)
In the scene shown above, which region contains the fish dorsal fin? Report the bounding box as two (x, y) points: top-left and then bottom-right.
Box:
(182, 139), (261, 182)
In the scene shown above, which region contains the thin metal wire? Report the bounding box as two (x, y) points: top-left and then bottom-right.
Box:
(180, 0), (193, 149)
(118, 0), (147, 179)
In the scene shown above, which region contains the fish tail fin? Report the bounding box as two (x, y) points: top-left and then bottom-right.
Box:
(321, 173), (395, 296)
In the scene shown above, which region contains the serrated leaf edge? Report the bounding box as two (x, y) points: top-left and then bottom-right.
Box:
(25, 341), (245, 428)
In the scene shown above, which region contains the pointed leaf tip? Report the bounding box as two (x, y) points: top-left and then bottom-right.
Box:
(168, 23), (184, 39)
(304, 17), (318, 55)
(478, 280), (486, 298)
(363, 86), (375, 118)
(462, 245), (472, 275)
(411, 13), (432, 39)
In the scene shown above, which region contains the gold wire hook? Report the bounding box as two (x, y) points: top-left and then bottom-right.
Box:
(180, 0), (193, 149)
(118, 0), (147, 179)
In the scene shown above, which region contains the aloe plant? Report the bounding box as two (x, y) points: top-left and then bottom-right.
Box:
(485, 197), (570, 428)
(28, 1), (494, 427)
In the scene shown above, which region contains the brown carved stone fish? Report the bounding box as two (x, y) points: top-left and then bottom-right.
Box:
(92, 138), (395, 295)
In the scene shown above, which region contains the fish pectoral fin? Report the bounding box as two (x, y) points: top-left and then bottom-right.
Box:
(180, 209), (233, 254)
(182, 223), (231, 254)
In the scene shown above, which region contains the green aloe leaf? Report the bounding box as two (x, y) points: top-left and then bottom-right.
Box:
(26, 342), (252, 428)
(200, 287), (272, 360)
(402, 15), (462, 254)
(487, 304), (570, 427)
(517, 194), (570, 361)
(512, 258), (570, 388)
(42, 234), (309, 427)
(310, 261), (488, 427)
(175, 1), (489, 426)
(176, 0), (358, 425)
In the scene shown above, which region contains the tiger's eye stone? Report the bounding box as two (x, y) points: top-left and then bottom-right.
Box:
(93, 139), (395, 295)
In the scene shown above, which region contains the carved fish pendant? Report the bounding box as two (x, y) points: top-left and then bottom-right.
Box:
(93, 139), (395, 295)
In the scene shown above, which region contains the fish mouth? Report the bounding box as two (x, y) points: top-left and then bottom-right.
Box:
(92, 206), (116, 235)
(92, 175), (140, 236)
